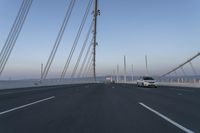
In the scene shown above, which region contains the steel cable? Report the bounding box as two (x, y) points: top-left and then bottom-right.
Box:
(77, 38), (93, 78)
(0, 0), (32, 75)
(84, 58), (93, 78)
(60, 0), (93, 80)
(0, 0), (26, 63)
(42, 0), (75, 79)
(71, 21), (93, 78)
(81, 50), (93, 77)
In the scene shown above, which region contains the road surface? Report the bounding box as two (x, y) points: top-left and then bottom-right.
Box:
(0, 83), (200, 133)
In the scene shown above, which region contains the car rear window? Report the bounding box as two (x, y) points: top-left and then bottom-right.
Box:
(143, 77), (154, 80)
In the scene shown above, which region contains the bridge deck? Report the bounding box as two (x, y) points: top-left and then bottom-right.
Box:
(0, 84), (199, 133)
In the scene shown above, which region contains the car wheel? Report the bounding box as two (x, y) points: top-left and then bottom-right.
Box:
(137, 83), (139, 87)
(142, 83), (144, 87)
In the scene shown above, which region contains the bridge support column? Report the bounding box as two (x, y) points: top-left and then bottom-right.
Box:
(181, 78), (183, 83)
(178, 78), (180, 83)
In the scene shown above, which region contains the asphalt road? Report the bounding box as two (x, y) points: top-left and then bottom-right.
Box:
(0, 83), (200, 133)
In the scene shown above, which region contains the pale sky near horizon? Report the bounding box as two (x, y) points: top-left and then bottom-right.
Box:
(0, 0), (200, 79)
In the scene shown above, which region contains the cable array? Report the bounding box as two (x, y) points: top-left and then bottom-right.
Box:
(42, 0), (75, 80)
(0, 0), (98, 81)
(84, 57), (93, 78)
(60, 0), (93, 79)
(160, 52), (200, 79)
(71, 22), (93, 78)
(77, 38), (93, 78)
(82, 50), (93, 78)
(0, 0), (33, 76)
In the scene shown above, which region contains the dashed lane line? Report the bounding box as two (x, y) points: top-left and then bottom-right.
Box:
(0, 96), (55, 115)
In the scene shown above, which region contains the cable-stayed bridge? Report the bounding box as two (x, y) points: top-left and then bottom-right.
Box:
(0, 0), (98, 82)
(0, 1), (200, 133)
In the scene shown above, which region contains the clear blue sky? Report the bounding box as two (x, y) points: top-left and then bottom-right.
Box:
(0, 0), (200, 79)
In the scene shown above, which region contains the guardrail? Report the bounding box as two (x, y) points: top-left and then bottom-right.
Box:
(158, 82), (200, 88)
(116, 80), (200, 88)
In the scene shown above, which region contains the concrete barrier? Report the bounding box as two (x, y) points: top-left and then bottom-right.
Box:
(1, 79), (199, 90)
(116, 80), (200, 88)
(158, 82), (200, 88)
(0, 79), (94, 90)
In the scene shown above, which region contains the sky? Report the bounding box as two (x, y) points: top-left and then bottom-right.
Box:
(0, 0), (200, 79)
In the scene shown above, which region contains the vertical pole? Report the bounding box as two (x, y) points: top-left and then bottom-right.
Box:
(131, 64), (134, 83)
(111, 74), (113, 82)
(41, 63), (43, 80)
(124, 56), (127, 83)
(174, 71), (177, 83)
(189, 61), (197, 75)
(117, 64), (119, 83)
(113, 69), (116, 82)
(145, 55), (148, 76)
(93, 0), (98, 82)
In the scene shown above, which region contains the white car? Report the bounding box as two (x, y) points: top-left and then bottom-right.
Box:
(137, 76), (157, 88)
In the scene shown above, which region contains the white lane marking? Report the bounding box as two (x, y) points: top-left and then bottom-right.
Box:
(0, 96), (55, 115)
(139, 102), (194, 133)
(173, 88), (194, 92)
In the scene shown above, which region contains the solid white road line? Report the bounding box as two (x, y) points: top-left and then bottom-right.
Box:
(139, 102), (194, 133)
(0, 96), (55, 115)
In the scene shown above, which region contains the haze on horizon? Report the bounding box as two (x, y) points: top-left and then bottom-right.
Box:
(0, 0), (200, 80)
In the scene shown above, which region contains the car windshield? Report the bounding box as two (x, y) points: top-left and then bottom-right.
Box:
(143, 77), (154, 80)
